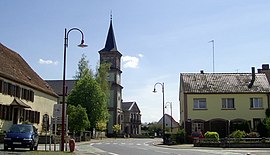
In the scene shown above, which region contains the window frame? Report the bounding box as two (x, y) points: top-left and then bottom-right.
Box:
(250, 98), (263, 109)
(193, 98), (207, 110)
(222, 98), (235, 109)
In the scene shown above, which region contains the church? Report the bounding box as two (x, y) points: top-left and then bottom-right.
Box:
(99, 17), (141, 136)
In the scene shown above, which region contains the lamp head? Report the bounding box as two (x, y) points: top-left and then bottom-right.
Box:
(78, 39), (88, 48)
(153, 88), (157, 93)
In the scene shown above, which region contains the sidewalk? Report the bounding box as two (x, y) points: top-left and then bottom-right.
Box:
(37, 139), (102, 155)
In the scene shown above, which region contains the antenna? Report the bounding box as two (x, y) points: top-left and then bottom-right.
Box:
(110, 10), (113, 21)
(208, 40), (215, 73)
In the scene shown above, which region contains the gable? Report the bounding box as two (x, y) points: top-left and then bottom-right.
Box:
(122, 101), (141, 113)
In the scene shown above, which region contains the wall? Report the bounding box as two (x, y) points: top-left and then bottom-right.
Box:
(186, 93), (268, 127)
(0, 78), (57, 132)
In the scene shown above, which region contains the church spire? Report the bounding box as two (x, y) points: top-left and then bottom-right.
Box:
(103, 13), (117, 51)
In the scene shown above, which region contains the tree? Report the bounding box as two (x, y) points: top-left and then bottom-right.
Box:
(67, 104), (90, 134)
(265, 117), (270, 135)
(148, 122), (162, 137)
(95, 63), (111, 100)
(74, 53), (93, 79)
(67, 74), (109, 130)
(68, 54), (110, 132)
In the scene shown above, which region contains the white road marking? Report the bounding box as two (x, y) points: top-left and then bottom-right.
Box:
(108, 152), (119, 155)
(154, 150), (170, 154)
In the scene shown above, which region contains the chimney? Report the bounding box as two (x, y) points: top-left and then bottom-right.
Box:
(248, 67), (255, 88)
(262, 64), (269, 70)
(200, 70), (204, 74)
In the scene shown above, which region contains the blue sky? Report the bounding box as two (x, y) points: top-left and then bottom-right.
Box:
(1, 0), (270, 123)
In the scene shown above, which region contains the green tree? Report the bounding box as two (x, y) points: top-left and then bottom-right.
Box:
(96, 63), (111, 99)
(148, 122), (162, 137)
(68, 54), (110, 132)
(67, 74), (109, 130)
(67, 104), (90, 134)
(266, 117), (270, 134)
(74, 53), (93, 79)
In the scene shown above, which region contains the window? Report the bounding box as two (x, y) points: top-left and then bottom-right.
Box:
(16, 85), (21, 98)
(0, 80), (34, 102)
(250, 98), (263, 108)
(222, 98), (235, 109)
(192, 122), (204, 132)
(0, 104), (2, 119)
(0, 80), (2, 93)
(193, 98), (206, 109)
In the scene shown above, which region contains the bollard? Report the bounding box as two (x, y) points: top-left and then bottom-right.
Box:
(69, 139), (75, 152)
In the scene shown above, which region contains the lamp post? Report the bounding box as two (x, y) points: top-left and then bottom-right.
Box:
(153, 82), (165, 144)
(165, 102), (173, 133)
(61, 28), (87, 151)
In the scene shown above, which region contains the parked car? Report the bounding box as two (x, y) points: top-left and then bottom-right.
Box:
(4, 124), (39, 151)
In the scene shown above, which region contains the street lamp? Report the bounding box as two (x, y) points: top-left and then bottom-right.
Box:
(153, 82), (165, 144)
(165, 102), (173, 133)
(61, 28), (87, 151)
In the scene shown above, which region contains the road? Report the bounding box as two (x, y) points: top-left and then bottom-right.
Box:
(76, 138), (270, 155)
(0, 138), (269, 155)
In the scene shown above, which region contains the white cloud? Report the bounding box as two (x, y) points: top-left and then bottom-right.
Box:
(138, 54), (144, 58)
(122, 56), (139, 68)
(39, 59), (58, 65)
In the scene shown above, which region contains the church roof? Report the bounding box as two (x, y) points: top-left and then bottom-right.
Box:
(122, 101), (141, 113)
(46, 80), (76, 95)
(101, 18), (118, 52)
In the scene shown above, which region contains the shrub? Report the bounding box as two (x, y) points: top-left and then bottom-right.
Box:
(230, 130), (246, 138)
(204, 131), (219, 141)
(266, 108), (270, 117)
(177, 128), (185, 137)
(247, 132), (260, 138)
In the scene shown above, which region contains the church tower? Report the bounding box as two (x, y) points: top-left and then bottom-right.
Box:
(99, 17), (123, 135)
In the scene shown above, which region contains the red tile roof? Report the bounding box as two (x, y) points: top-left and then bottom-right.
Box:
(0, 43), (58, 97)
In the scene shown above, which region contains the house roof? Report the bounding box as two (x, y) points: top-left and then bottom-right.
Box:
(157, 114), (179, 126)
(0, 43), (57, 97)
(180, 73), (270, 94)
(46, 80), (76, 95)
(122, 101), (141, 113)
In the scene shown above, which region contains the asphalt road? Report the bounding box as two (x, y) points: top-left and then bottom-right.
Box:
(76, 138), (270, 155)
(0, 138), (270, 155)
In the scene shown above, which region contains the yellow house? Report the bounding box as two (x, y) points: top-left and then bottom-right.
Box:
(179, 66), (270, 137)
(0, 43), (58, 132)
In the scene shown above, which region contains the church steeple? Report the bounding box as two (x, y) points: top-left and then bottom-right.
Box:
(98, 14), (123, 136)
(103, 15), (117, 51)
